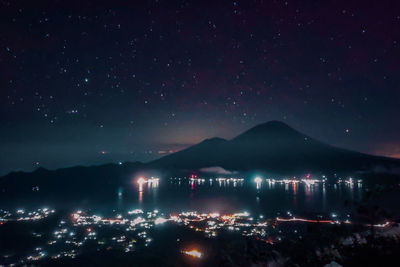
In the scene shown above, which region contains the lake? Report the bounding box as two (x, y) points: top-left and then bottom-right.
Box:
(112, 178), (365, 217)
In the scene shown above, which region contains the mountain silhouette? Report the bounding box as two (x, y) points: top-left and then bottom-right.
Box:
(149, 121), (400, 174)
(1, 121), (400, 200)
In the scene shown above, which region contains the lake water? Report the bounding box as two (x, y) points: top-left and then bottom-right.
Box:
(3, 177), (399, 219)
(94, 178), (366, 217)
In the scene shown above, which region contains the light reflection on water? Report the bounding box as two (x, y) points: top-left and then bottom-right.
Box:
(122, 178), (365, 217)
(3, 178), (367, 217)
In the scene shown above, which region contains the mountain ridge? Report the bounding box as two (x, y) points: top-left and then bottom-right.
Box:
(148, 121), (400, 174)
(1, 121), (400, 179)
(1, 120), (400, 199)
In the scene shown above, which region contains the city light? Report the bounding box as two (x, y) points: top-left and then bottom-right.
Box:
(137, 177), (146, 186)
(1, 206), (394, 265)
(254, 177), (262, 184)
(154, 217), (168, 225)
(183, 249), (202, 258)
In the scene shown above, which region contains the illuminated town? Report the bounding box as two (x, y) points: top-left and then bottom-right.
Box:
(0, 208), (55, 224)
(0, 175), (398, 266)
(0, 201), (396, 266)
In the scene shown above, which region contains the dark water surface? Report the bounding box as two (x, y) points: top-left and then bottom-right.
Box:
(119, 179), (365, 216)
(2, 178), (374, 217)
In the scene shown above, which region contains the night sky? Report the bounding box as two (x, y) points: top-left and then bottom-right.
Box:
(1, 0), (400, 175)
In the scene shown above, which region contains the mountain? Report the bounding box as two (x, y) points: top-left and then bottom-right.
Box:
(1, 121), (400, 200)
(149, 121), (400, 174)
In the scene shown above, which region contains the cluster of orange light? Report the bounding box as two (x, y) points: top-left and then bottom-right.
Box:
(182, 249), (202, 258)
(277, 217), (336, 224)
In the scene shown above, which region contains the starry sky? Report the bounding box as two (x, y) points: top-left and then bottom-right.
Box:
(1, 0), (400, 175)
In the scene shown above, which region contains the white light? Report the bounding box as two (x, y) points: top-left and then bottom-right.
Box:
(137, 177), (146, 185)
(254, 177), (262, 184)
(155, 217), (168, 225)
(128, 209), (143, 215)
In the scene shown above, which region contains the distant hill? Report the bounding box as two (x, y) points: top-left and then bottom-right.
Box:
(0, 162), (144, 199)
(1, 121), (400, 199)
(148, 121), (400, 174)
